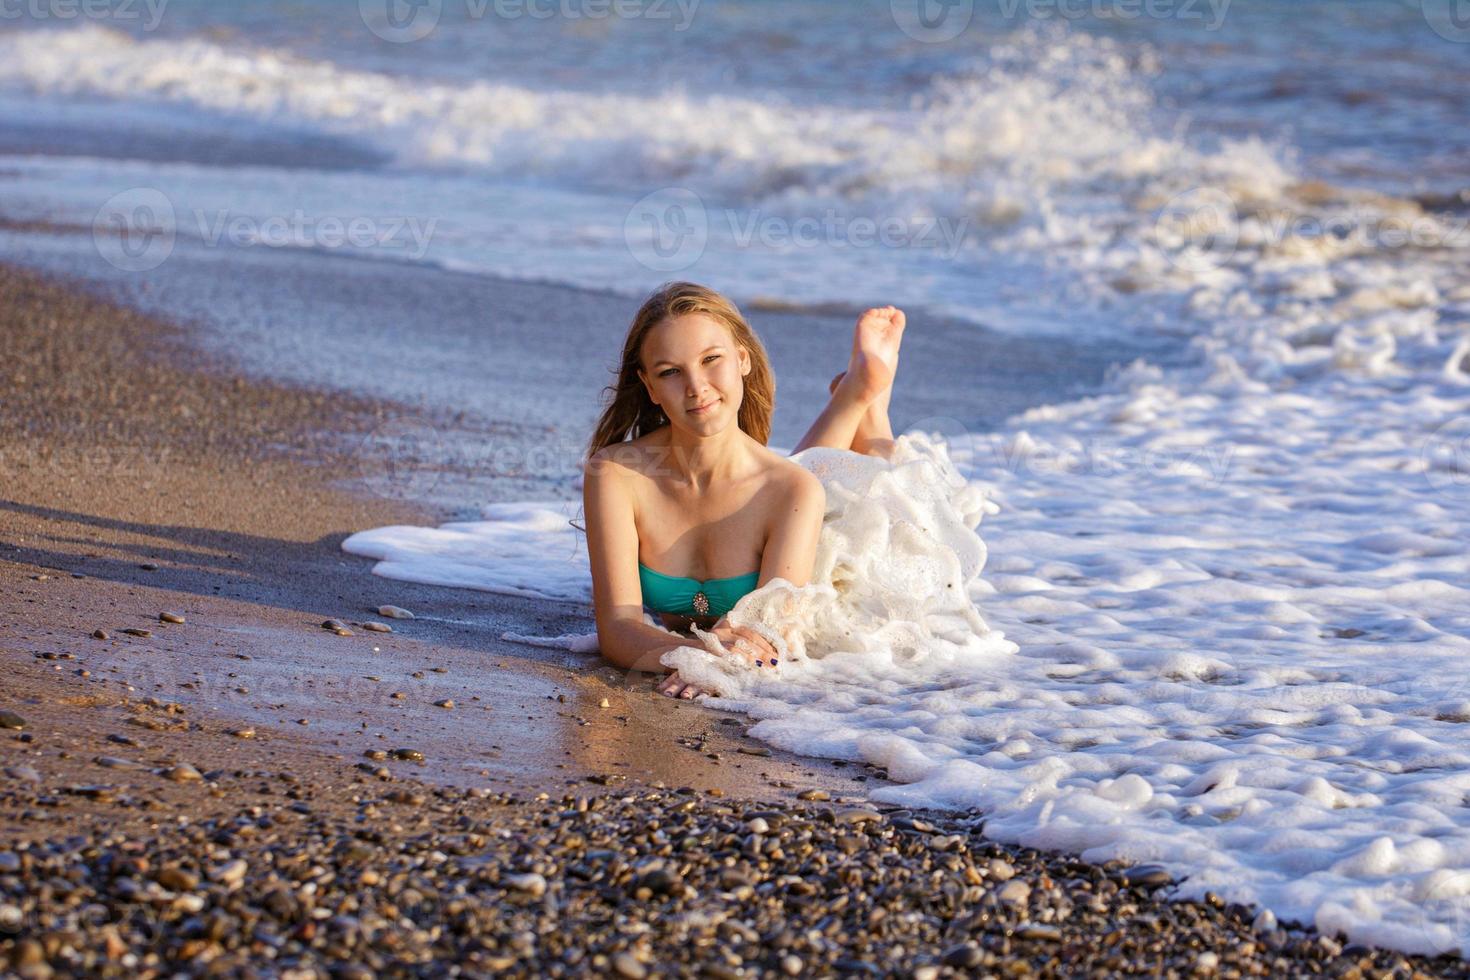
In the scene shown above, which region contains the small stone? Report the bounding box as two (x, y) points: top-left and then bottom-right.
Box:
(1122, 864), (1171, 888)
(1252, 908), (1277, 934)
(156, 866), (199, 891)
(599, 698), (610, 709)
(1018, 923), (1061, 942)
(434, 699), (454, 709)
(333, 627), (354, 637)
(139, 562), (159, 571)
(121, 628), (152, 638)
(746, 817), (770, 834)
(1193, 951), (1220, 974)
(362, 622), (392, 633)
(738, 746), (772, 757)
(322, 619), (347, 630)
(997, 879), (1031, 905)
(504, 872), (547, 897)
(986, 858), (1015, 881)
(835, 807), (881, 824)
(94, 756), (144, 770)
(210, 859), (248, 886)
(941, 943), (983, 968)
(612, 952), (646, 979)
(4, 765), (41, 782)
(390, 748), (424, 762)
(377, 605), (415, 619)
(92, 629), (110, 640)
(0, 710), (25, 730)
(796, 789), (829, 801)
(162, 763), (203, 782)
(227, 728), (255, 739)
(364, 750), (388, 761)
(781, 956), (803, 976)
(159, 612), (185, 624)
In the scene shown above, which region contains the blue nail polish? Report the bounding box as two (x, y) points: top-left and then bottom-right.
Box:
(755, 659), (764, 666)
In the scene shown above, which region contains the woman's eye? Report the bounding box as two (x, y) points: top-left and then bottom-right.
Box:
(660, 368), (678, 377)
(705, 355), (720, 364)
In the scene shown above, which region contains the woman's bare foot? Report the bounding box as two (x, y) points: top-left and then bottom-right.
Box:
(833, 306), (906, 405)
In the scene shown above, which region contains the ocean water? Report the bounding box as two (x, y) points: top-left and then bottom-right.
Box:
(4, 0), (1470, 957)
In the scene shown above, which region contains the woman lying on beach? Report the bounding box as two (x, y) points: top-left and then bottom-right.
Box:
(582, 281), (906, 699)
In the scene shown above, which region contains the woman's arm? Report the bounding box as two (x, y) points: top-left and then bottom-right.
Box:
(583, 450), (688, 672)
(758, 466), (825, 588)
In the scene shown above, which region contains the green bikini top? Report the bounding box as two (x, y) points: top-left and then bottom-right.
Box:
(638, 563), (760, 618)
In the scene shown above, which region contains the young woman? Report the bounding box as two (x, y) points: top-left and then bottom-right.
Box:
(583, 281), (906, 699)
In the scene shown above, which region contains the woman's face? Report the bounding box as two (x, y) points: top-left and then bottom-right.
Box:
(638, 314), (751, 435)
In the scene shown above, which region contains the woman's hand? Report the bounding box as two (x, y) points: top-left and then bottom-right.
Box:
(709, 621), (780, 669)
(657, 670), (712, 699)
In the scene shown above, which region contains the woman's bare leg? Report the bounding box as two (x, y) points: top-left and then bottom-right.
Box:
(792, 306), (905, 456)
(825, 370), (895, 458)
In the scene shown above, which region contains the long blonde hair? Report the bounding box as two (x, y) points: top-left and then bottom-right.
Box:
(584, 282), (775, 460)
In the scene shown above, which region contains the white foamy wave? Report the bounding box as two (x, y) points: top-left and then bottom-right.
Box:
(0, 24), (1246, 239)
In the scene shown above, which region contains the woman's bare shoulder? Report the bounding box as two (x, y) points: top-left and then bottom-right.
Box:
(586, 430), (669, 481)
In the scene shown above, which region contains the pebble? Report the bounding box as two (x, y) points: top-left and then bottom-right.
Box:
(94, 756), (144, 770)
(796, 789), (829, 802)
(738, 746), (772, 757)
(997, 879), (1032, 905)
(159, 612), (185, 624)
(377, 605), (415, 619)
(4, 765), (41, 782)
(612, 952), (646, 979)
(942, 943), (983, 968)
(434, 699), (454, 709)
(92, 629), (109, 640)
(504, 872), (547, 897)
(1122, 863), (1172, 888)
(227, 727), (255, 739)
(390, 748), (424, 762)
(0, 710), (25, 730)
(210, 859), (248, 886)
(987, 858), (1016, 881)
(138, 562), (159, 571)
(362, 622), (392, 633)
(161, 763), (203, 782)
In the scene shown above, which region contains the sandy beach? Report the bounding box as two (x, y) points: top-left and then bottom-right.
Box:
(0, 254), (1463, 977)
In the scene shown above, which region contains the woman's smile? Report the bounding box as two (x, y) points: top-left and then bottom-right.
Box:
(688, 398), (720, 416)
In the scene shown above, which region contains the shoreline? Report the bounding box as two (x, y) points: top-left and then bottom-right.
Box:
(1, 258), (1465, 975)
